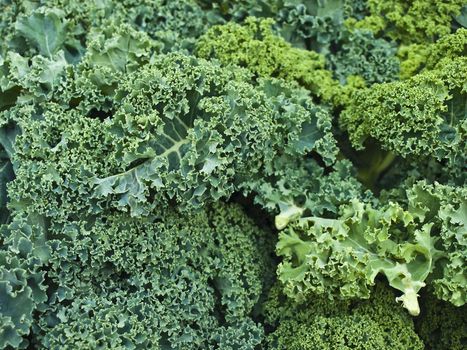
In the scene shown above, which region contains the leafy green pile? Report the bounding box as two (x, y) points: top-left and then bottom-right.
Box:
(0, 1), (466, 349)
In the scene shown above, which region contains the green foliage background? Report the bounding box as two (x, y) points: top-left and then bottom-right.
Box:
(0, 0), (466, 349)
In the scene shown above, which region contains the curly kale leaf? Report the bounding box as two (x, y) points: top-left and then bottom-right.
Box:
(0, 219), (49, 349)
(15, 8), (68, 58)
(416, 290), (467, 350)
(398, 28), (466, 79)
(21, 203), (273, 349)
(87, 53), (335, 214)
(408, 182), (467, 306)
(327, 29), (400, 84)
(240, 156), (371, 229)
(196, 17), (365, 106)
(263, 282), (424, 350)
(341, 57), (467, 182)
(277, 200), (438, 316)
(0, 50), (68, 107)
(277, 181), (466, 315)
(6, 0), (213, 57)
(196, 0), (355, 50)
(354, 0), (465, 44)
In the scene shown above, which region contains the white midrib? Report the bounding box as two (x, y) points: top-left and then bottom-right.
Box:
(101, 138), (190, 181)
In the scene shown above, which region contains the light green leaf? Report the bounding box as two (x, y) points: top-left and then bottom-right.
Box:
(15, 8), (68, 57)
